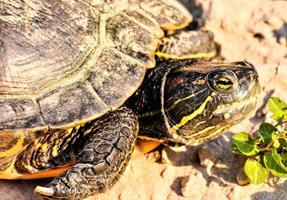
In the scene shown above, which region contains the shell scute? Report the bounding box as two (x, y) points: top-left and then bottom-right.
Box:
(37, 83), (110, 128)
(106, 12), (157, 67)
(87, 48), (145, 109)
(0, 99), (45, 130)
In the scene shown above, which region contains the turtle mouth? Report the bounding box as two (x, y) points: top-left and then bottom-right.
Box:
(214, 94), (258, 121)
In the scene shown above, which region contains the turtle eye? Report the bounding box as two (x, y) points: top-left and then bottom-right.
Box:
(208, 70), (238, 93)
(215, 76), (234, 90)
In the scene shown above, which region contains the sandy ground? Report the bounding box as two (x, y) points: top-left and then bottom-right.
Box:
(1, 0), (287, 200)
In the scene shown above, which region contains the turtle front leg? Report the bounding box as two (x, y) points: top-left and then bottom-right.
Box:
(35, 107), (138, 200)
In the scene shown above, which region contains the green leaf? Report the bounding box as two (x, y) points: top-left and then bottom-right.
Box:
(263, 150), (287, 178)
(244, 159), (269, 184)
(272, 150), (287, 171)
(268, 97), (287, 113)
(267, 97), (287, 120)
(233, 132), (260, 156)
(258, 123), (277, 144)
(272, 111), (285, 121)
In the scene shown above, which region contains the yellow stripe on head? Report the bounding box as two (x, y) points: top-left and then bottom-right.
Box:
(196, 125), (230, 142)
(171, 95), (212, 132)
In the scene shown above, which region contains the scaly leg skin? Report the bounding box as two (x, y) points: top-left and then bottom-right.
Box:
(156, 30), (218, 60)
(35, 107), (138, 200)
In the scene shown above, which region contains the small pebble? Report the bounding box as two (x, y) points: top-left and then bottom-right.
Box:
(145, 150), (161, 162)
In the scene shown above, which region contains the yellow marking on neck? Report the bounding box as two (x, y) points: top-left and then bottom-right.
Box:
(168, 94), (194, 111)
(0, 158), (20, 179)
(171, 96), (212, 132)
(41, 143), (48, 152)
(187, 125), (230, 146)
(196, 125), (230, 142)
(193, 120), (207, 129)
(186, 126), (215, 139)
(155, 51), (216, 60)
(52, 146), (59, 157)
(168, 89), (207, 111)
(0, 131), (25, 158)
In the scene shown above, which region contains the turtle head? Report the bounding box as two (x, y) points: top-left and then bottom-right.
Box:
(164, 61), (260, 145)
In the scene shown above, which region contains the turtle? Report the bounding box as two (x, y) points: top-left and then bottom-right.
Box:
(0, 0), (260, 199)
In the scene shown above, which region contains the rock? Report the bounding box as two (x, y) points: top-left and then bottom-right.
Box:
(161, 145), (198, 165)
(145, 150), (161, 163)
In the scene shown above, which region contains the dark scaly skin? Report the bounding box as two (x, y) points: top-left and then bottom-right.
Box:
(30, 107), (138, 200)
(156, 30), (218, 60)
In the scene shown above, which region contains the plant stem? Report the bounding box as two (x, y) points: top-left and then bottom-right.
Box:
(275, 120), (287, 127)
(260, 141), (274, 152)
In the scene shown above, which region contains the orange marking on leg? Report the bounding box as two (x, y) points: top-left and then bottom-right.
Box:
(137, 139), (161, 154)
(0, 166), (71, 180)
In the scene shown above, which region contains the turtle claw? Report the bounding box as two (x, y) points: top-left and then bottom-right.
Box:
(35, 186), (55, 197)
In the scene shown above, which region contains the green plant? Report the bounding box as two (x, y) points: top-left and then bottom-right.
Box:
(232, 97), (287, 185)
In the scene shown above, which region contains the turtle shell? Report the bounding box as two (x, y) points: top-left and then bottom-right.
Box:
(0, 0), (191, 131)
